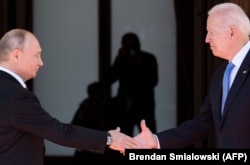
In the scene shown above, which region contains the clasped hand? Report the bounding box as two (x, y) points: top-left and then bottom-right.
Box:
(133, 119), (158, 149)
(108, 119), (158, 155)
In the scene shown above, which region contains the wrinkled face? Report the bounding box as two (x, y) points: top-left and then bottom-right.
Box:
(205, 15), (232, 59)
(16, 34), (43, 81)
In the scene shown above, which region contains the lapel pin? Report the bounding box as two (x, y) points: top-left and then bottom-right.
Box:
(243, 70), (247, 74)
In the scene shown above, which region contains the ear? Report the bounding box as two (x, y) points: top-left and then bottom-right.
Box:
(229, 26), (237, 38)
(10, 49), (20, 64)
(11, 49), (20, 63)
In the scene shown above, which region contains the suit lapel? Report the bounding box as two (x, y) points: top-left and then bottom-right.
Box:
(0, 70), (21, 86)
(220, 50), (250, 123)
(212, 63), (226, 126)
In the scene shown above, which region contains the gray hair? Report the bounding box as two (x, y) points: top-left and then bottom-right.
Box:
(208, 3), (250, 35)
(0, 29), (29, 61)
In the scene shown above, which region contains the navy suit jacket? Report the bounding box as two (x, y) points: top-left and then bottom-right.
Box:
(0, 71), (107, 165)
(157, 50), (250, 149)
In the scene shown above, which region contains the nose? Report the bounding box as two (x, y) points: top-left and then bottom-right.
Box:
(205, 34), (210, 43)
(39, 58), (44, 67)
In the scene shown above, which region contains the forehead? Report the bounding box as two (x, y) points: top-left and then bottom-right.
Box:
(24, 34), (42, 52)
(207, 15), (224, 30)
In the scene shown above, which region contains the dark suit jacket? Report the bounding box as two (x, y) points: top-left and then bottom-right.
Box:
(157, 50), (250, 149)
(0, 71), (107, 165)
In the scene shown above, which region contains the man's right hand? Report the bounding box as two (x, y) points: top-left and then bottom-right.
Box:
(133, 119), (158, 149)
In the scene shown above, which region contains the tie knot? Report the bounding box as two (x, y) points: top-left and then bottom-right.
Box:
(226, 62), (234, 72)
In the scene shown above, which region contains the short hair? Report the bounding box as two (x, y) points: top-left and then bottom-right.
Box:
(0, 29), (28, 61)
(208, 3), (250, 35)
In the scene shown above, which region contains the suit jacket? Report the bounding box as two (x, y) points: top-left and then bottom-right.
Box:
(0, 71), (107, 165)
(157, 50), (250, 149)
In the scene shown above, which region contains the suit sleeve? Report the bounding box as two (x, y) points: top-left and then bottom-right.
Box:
(157, 95), (214, 148)
(8, 90), (107, 154)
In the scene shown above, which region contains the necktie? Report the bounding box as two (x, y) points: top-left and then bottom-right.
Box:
(221, 62), (234, 115)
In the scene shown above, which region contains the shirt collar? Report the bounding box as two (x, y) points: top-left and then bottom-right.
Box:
(231, 41), (250, 68)
(0, 66), (27, 88)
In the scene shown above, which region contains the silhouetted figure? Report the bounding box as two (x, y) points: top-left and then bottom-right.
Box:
(71, 81), (125, 163)
(110, 32), (158, 136)
(71, 82), (108, 164)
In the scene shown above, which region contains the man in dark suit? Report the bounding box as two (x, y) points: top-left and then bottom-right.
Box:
(0, 29), (137, 165)
(134, 2), (250, 148)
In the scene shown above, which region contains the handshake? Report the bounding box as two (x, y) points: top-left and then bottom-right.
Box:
(108, 119), (159, 154)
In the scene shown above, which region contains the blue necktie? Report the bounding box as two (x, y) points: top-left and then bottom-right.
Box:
(221, 62), (234, 115)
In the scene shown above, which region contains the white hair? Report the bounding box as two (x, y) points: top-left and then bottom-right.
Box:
(208, 2), (250, 35)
